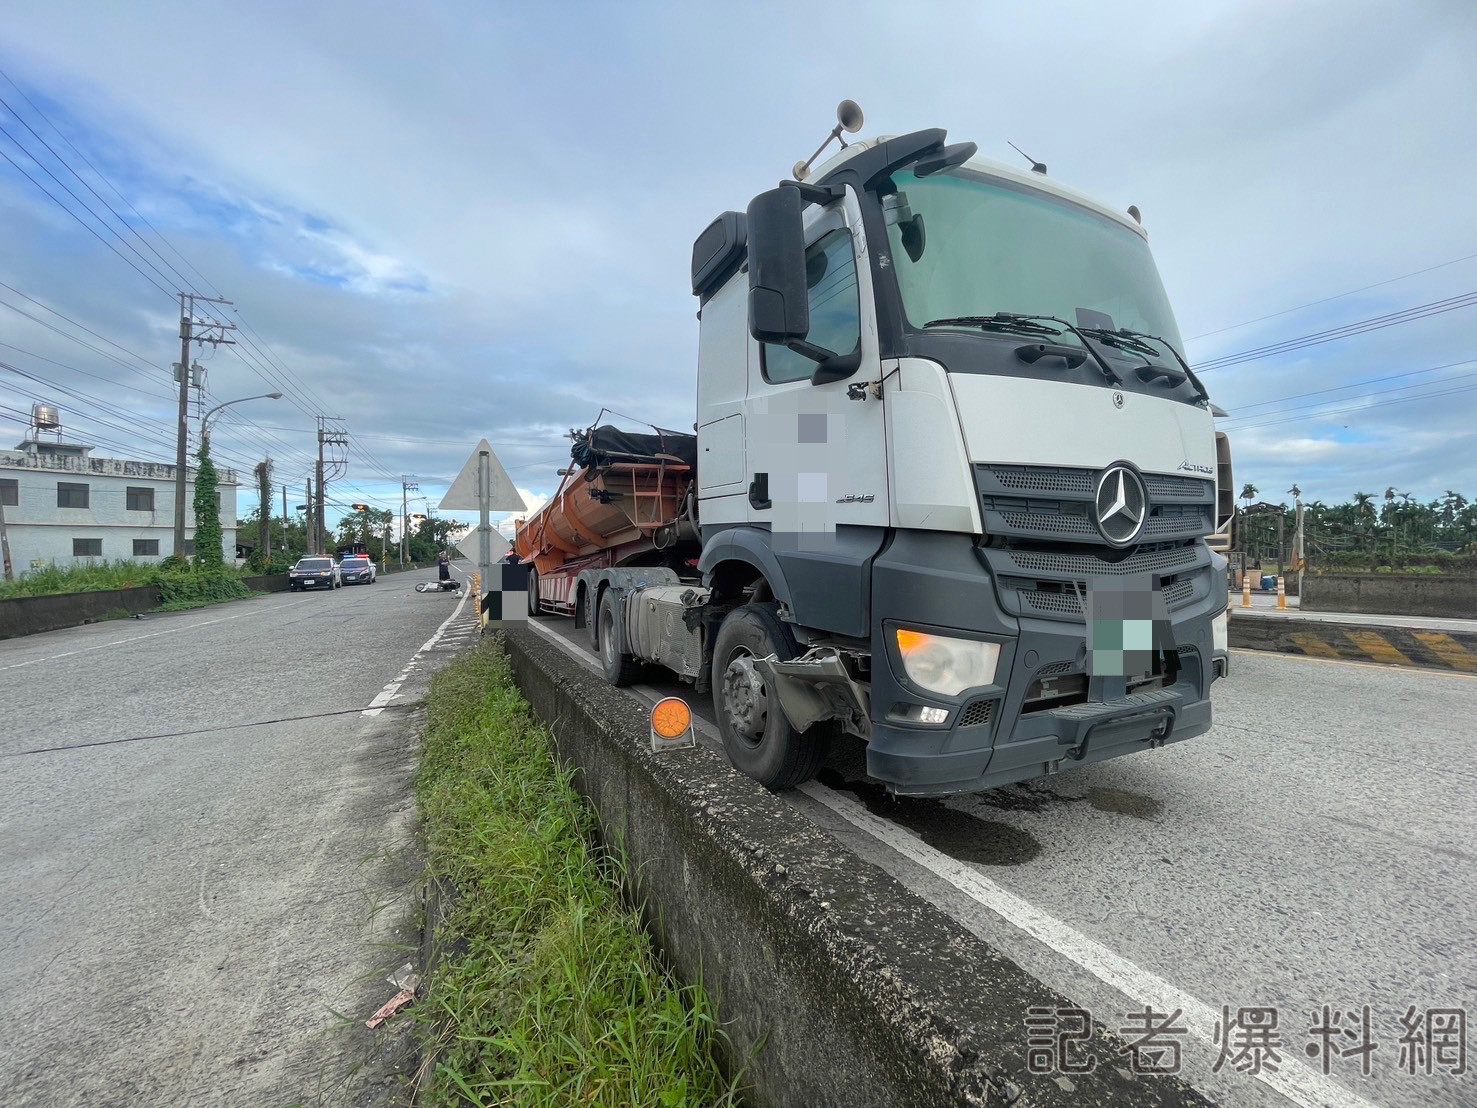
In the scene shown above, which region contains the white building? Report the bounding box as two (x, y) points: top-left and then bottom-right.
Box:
(0, 437), (238, 570)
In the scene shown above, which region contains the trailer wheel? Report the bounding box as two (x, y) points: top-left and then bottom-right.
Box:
(598, 590), (642, 687)
(585, 586), (600, 651)
(711, 603), (832, 791)
(527, 568), (540, 617)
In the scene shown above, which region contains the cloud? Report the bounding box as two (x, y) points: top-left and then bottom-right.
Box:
(1, 0), (1474, 525)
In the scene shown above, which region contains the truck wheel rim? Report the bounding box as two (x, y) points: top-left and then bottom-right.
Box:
(722, 652), (767, 744)
(601, 609), (616, 667)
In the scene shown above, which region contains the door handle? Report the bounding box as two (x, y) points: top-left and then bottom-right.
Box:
(748, 473), (771, 510)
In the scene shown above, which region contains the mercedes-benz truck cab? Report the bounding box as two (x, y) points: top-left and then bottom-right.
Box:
(689, 116), (1228, 797)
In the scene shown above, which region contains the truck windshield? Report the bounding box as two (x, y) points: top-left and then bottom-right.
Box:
(883, 166), (1184, 352)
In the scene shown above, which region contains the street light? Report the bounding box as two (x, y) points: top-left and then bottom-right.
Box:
(200, 392), (284, 447)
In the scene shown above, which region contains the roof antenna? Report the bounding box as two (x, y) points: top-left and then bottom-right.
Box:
(793, 99), (865, 181)
(1007, 141), (1047, 175)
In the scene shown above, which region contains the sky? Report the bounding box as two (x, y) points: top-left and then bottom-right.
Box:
(1, 0), (1475, 536)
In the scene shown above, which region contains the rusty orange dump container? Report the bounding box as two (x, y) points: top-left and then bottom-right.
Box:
(513, 424), (696, 579)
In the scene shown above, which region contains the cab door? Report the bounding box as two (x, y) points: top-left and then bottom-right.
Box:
(742, 185), (889, 638)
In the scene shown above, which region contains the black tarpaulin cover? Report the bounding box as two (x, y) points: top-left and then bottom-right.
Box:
(571, 425), (697, 470)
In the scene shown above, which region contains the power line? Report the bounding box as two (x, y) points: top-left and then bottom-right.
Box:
(0, 92), (205, 297)
(1187, 250), (1477, 342)
(0, 77), (330, 439)
(1195, 291), (1477, 373)
(1217, 381), (1477, 437)
(0, 293), (169, 394)
(0, 65), (227, 300)
(0, 130), (177, 300)
(0, 340), (172, 400)
(0, 281), (159, 370)
(1218, 358), (1477, 420)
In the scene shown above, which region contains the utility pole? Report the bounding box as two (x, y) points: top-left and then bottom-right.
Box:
(281, 484), (288, 551)
(315, 417), (348, 557)
(172, 293), (236, 556)
(0, 493), (13, 581)
(401, 477), (418, 566)
(305, 478), (314, 552)
(256, 460), (272, 563)
(1295, 498), (1306, 601)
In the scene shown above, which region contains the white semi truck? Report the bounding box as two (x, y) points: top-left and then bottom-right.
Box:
(517, 103), (1234, 798)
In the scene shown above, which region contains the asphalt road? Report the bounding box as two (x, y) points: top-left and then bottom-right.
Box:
(529, 617), (1477, 1108)
(0, 568), (479, 1108)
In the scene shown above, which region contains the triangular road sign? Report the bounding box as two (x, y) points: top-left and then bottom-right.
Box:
(439, 439), (526, 511)
(456, 528), (510, 563)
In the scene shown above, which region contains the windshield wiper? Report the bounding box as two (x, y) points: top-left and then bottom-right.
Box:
(923, 314), (1063, 338)
(988, 313), (1124, 385)
(1076, 327), (1159, 358)
(1080, 327), (1210, 403)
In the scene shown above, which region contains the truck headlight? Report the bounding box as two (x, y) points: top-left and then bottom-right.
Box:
(895, 629), (1000, 697)
(1212, 610), (1228, 654)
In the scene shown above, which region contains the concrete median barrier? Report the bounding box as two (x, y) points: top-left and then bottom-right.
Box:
(1230, 610), (1477, 672)
(0, 585), (162, 640)
(500, 627), (1210, 1108)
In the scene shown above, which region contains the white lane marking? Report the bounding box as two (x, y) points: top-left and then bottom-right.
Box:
(362, 589), (470, 716)
(0, 600), (301, 672)
(799, 783), (1381, 1108)
(526, 618), (601, 672)
(524, 618), (1378, 1106)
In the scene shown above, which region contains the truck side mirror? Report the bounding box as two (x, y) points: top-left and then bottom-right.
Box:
(746, 185), (809, 344)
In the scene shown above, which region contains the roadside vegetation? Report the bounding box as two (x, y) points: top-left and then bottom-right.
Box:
(414, 644), (741, 1107)
(0, 556), (251, 606)
(1237, 484), (1477, 574)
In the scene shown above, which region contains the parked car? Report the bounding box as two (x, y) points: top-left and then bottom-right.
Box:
(289, 556), (340, 590)
(339, 555), (377, 585)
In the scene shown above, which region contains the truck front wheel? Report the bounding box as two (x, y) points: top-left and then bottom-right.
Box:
(527, 568), (540, 618)
(711, 603), (831, 791)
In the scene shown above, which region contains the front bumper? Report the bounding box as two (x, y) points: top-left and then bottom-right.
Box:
(864, 531), (1224, 797)
(868, 683), (1212, 796)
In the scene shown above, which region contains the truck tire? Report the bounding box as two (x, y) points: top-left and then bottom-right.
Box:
(598, 589), (641, 686)
(585, 586), (600, 652)
(711, 603), (832, 791)
(527, 568), (540, 618)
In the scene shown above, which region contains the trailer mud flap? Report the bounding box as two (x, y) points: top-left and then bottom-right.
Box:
(752, 648), (871, 738)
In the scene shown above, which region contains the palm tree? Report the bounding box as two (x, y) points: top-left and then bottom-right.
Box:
(1442, 491), (1468, 532)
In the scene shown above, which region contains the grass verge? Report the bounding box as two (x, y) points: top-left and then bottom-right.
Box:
(155, 570), (252, 611)
(0, 559), (161, 599)
(414, 642), (742, 1108)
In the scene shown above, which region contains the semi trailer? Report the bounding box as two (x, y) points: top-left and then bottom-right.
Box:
(515, 102), (1234, 798)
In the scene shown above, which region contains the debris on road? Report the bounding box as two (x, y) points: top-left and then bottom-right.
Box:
(365, 964), (421, 1028)
(366, 988), (415, 1029)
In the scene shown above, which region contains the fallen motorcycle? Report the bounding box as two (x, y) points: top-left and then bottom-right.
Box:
(414, 578), (462, 593)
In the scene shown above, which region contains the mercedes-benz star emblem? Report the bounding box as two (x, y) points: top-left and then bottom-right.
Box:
(1094, 466), (1148, 546)
(1112, 392), (1125, 409)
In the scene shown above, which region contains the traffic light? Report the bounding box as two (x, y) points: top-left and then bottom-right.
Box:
(351, 503), (370, 511)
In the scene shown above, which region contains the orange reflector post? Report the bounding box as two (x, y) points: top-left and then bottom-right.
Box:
(650, 696), (695, 752)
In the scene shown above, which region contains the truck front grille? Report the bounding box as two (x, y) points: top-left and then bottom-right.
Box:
(1014, 576), (1197, 621)
(976, 463), (1215, 547)
(1007, 544), (1201, 578)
